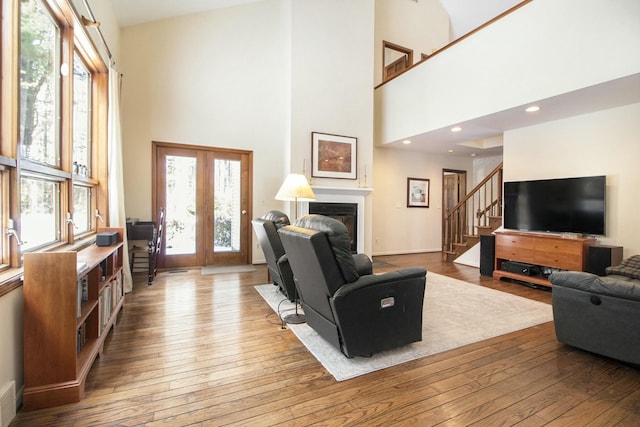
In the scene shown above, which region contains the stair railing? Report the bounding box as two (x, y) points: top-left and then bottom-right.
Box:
(442, 162), (503, 260)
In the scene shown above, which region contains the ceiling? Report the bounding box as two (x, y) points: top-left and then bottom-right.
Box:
(110, 0), (518, 34)
(111, 0), (265, 27)
(383, 73), (640, 157)
(108, 1), (639, 157)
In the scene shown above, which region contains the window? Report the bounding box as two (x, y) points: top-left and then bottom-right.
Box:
(72, 51), (91, 176)
(71, 49), (96, 237)
(0, 0), (109, 278)
(19, 0), (64, 251)
(0, 167), (7, 269)
(19, 0), (61, 166)
(72, 184), (92, 234)
(20, 174), (60, 251)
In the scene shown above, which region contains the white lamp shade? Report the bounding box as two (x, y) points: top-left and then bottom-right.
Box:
(275, 173), (316, 201)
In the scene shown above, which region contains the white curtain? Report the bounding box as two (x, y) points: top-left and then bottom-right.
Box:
(107, 63), (133, 293)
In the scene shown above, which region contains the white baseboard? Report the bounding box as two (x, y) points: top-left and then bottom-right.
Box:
(0, 381), (16, 427)
(372, 248), (441, 257)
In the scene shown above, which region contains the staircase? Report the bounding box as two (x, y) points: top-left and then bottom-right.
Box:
(443, 162), (503, 262)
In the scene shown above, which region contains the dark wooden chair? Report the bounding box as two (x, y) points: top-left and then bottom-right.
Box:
(127, 207), (165, 285)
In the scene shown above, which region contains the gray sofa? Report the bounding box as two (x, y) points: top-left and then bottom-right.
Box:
(549, 255), (640, 366)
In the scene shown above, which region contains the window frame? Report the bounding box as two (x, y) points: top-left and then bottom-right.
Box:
(0, 0), (110, 289)
(72, 49), (93, 177)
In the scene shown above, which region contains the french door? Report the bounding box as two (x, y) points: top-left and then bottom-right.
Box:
(154, 142), (252, 268)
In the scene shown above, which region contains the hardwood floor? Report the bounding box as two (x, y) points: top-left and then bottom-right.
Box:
(13, 253), (640, 426)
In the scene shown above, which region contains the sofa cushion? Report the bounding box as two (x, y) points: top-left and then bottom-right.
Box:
(606, 254), (640, 279)
(549, 271), (640, 302)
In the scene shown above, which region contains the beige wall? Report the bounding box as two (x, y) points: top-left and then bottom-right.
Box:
(289, 0), (375, 254)
(0, 288), (22, 404)
(374, 0), (450, 86)
(75, 0), (120, 64)
(120, 0), (291, 229)
(504, 103), (640, 257)
(119, 0), (376, 259)
(372, 147), (473, 255)
(375, 0), (640, 146)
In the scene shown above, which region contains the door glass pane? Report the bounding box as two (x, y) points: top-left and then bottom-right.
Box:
(165, 155), (196, 255)
(20, 175), (60, 251)
(20, 0), (60, 166)
(213, 159), (241, 252)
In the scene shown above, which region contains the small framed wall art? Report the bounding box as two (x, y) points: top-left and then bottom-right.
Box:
(407, 177), (430, 208)
(311, 132), (357, 180)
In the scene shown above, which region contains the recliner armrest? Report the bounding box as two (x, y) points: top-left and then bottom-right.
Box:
(352, 253), (373, 276)
(333, 267), (426, 298)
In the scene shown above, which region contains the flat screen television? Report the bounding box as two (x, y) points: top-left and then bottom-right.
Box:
(503, 175), (606, 236)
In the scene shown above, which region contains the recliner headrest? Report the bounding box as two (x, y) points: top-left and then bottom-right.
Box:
(294, 214), (359, 282)
(261, 210), (290, 229)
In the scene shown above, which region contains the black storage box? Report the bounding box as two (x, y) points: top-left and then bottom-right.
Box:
(96, 231), (119, 246)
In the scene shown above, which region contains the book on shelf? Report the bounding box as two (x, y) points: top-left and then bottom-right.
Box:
(76, 275), (88, 318)
(99, 259), (108, 281)
(77, 323), (87, 354)
(111, 270), (124, 309)
(99, 285), (112, 334)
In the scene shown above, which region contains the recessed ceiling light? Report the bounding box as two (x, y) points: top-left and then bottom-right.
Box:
(448, 149), (454, 153)
(451, 126), (462, 132)
(525, 105), (540, 112)
(402, 140), (412, 145)
(471, 153), (477, 157)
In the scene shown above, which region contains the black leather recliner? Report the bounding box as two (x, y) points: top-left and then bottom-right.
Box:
(278, 214), (427, 358)
(252, 210), (297, 301)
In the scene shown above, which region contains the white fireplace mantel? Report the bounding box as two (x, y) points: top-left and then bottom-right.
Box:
(300, 186), (373, 253)
(308, 186), (373, 197)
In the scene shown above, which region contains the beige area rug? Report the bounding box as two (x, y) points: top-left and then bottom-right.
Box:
(201, 264), (256, 275)
(255, 272), (553, 381)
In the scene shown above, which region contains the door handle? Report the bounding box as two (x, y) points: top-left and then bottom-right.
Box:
(242, 210), (247, 215)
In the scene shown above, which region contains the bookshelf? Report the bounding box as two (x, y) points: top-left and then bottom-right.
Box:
(22, 228), (125, 411)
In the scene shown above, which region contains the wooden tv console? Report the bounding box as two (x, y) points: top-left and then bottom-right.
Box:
(493, 230), (595, 287)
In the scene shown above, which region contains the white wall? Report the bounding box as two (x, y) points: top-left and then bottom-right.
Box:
(504, 103), (640, 257)
(472, 154), (502, 186)
(376, 0), (640, 145)
(374, 0), (450, 86)
(0, 288), (22, 406)
(289, 0), (375, 254)
(372, 147), (473, 255)
(80, 0), (121, 64)
(119, 1), (292, 262)
(119, 0), (376, 259)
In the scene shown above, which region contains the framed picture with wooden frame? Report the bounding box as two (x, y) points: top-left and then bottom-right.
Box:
(407, 177), (430, 208)
(311, 132), (357, 180)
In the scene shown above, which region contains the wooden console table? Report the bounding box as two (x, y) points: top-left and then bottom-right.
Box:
(493, 230), (595, 287)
